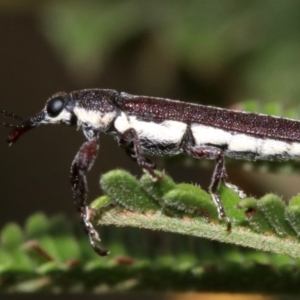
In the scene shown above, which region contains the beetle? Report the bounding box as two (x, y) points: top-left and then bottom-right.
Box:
(2, 89), (300, 256)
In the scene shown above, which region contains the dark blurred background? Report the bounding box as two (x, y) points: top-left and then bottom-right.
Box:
(1, 0), (300, 232)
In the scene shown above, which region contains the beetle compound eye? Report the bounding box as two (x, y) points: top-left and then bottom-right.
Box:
(46, 97), (65, 117)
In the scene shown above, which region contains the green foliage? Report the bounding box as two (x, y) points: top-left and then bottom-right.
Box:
(2, 211), (300, 293)
(2, 166), (300, 293)
(1, 164), (300, 293)
(38, 1), (300, 102)
(100, 169), (159, 212)
(94, 170), (300, 260)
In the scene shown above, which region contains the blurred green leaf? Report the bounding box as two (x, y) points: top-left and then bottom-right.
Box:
(37, 0), (300, 102)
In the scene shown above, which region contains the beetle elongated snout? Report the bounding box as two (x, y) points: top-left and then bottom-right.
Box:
(6, 111), (46, 145)
(2, 92), (75, 145)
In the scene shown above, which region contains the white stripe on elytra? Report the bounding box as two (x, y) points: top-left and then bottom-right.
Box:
(289, 143), (300, 156)
(191, 124), (232, 147)
(191, 124), (300, 159)
(114, 112), (187, 145)
(114, 113), (300, 160)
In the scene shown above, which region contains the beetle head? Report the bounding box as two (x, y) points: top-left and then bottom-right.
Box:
(1, 89), (119, 144)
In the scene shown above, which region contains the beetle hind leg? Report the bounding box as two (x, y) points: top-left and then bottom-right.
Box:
(186, 145), (232, 229)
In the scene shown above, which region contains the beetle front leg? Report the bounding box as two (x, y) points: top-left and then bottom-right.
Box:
(118, 128), (159, 179)
(70, 136), (108, 256)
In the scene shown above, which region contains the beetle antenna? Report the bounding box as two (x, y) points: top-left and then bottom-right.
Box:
(1, 109), (23, 121)
(0, 122), (18, 128)
(1, 109), (23, 129)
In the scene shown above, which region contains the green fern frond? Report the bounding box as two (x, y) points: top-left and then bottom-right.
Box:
(2, 211), (300, 293)
(93, 169), (300, 259)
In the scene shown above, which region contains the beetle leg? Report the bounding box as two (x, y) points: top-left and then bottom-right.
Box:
(118, 128), (159, 179)
(70, 136), (108, 256)
(183, 144), (231, 230)
(181, 127), (232, 230)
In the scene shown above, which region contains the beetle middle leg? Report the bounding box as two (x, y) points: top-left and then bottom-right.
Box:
(118, 128), (159, 179)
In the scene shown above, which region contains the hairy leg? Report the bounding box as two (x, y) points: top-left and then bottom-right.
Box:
(70, 136), (108, 256)
(118, 128), (158, 179)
